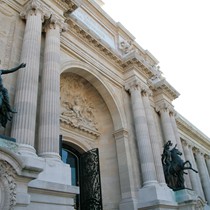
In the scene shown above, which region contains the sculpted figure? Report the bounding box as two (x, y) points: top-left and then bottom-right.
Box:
(0, 63), (26, 127)
(162, 141), (198, 190)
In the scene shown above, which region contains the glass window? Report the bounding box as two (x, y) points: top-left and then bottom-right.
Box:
(62, 148), (79, 186)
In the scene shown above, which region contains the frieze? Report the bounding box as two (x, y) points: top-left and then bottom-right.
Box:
(60, 73), (100, 138)
(71, 8), (115, 49)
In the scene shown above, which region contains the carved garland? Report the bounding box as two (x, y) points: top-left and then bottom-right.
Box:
(0, 160), (16, 210)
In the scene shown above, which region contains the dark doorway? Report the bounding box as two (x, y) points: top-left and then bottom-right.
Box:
(61, 144), (103, 210)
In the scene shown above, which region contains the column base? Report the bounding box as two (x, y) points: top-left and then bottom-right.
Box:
(18, 144), (37, 156)
(138, 184), (177, 209)
(38, 152), (61, 160)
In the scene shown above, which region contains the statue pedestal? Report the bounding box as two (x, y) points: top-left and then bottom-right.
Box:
(175, 189), (207, 210)
(138, 184), (177, 209)
(0, 134), (16, 142)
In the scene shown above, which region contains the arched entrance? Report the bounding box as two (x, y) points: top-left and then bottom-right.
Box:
(60, 61), (127, 209)
(61, 142), (103, 210)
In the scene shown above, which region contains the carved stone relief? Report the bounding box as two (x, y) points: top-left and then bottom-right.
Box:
(118, 36), (133, 54)
(60, 73), (100, 137)
(0, 160), (16, 210)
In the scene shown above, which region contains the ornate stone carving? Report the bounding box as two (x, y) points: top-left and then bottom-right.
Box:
(149, 66), (163, 81)
(118, 37), (133, 54)
(20, 0), (51, 21)
(125, 78), (148, 94)
(60, 73), (100, 137)
(43, 14), (68, 33)
(155, 101), (174, 113)
(0, 160), (16, 210)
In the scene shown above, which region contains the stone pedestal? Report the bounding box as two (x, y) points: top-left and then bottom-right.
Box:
(28, 180), (79, 210)
(27, 158), (79, 210)
(175, 189), (207, 210)
(138, 184), (177, 209)
(0, 137), (78, 209)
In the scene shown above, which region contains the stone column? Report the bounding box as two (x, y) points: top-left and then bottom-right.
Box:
(141, 88), (166, 185)
(11, 0), (49, 155)
(182, 141), (205, 199)
(156, 102), (176, 145)
(170, 110), (192, 189)
(204, 155), (210, 176)
(113, 129), (137, 210)
(170, 111), (183, 153)
(194, 148), (210, 204)
(125, 79), (157, 187)
(38, 15), (67, 159)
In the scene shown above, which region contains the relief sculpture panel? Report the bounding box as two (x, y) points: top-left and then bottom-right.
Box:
(60, 73), (100, 138)
(0, 160), (16, 210)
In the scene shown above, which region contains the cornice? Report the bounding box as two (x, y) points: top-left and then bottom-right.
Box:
(176, 113), (210, 150)
(149, 78), (180, 101)
(2, 0), (24, 13)
(65, 18), (159, 80)
(55, 0), (82, 14)
(65, 18), (123, 62)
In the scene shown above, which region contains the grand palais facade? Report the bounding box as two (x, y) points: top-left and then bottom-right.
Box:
(0, 0), (210, 210)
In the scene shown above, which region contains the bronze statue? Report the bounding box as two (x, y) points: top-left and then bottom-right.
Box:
(162, 141), (198, 190)
(0, 63), (26, 128)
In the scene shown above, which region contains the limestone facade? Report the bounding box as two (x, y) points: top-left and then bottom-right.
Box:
(0, 0), (210, 210)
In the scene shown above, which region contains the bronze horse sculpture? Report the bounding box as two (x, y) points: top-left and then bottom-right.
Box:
(162, 141), (198, 190)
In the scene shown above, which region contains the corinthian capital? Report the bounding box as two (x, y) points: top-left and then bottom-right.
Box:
(20, 0), (51, 21)
(155, 101), (173, 113)
(44, 14), (68, 32)
(125, 78), (149, 95)
(125, 78), (141, 93)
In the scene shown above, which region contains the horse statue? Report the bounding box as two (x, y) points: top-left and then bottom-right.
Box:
(162, 141), (198, 190)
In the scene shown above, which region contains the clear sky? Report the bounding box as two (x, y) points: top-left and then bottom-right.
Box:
(102, 0), (210, 138)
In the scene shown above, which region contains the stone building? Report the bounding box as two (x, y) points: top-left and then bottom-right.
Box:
(0, 0), (210, 209)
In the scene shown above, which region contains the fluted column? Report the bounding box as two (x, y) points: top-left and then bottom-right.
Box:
(171, 111), (192, 188)
(11, 0), (49, 155)
(141, 88), (165, 185)
(182, 141), (204, 199)
(38, 15), (67, 159)
(205, 155), (210, 176)
(194, 148), (210, 204)
(170, 111), (183, 153)
(156, 102), (176, 145)
(125, 79), (157, 187)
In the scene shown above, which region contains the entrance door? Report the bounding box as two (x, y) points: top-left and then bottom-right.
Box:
(80, 148), (103, 210)
(61, 144), (103, 210)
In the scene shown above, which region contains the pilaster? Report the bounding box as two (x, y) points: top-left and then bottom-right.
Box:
(113, 129), (137, 210)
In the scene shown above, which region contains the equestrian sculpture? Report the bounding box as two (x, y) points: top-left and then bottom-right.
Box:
(161, 140), (198, 190)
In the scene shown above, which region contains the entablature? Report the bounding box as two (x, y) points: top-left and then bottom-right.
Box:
(176, 113), (210, 151)
(149, 78), (180, 102)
